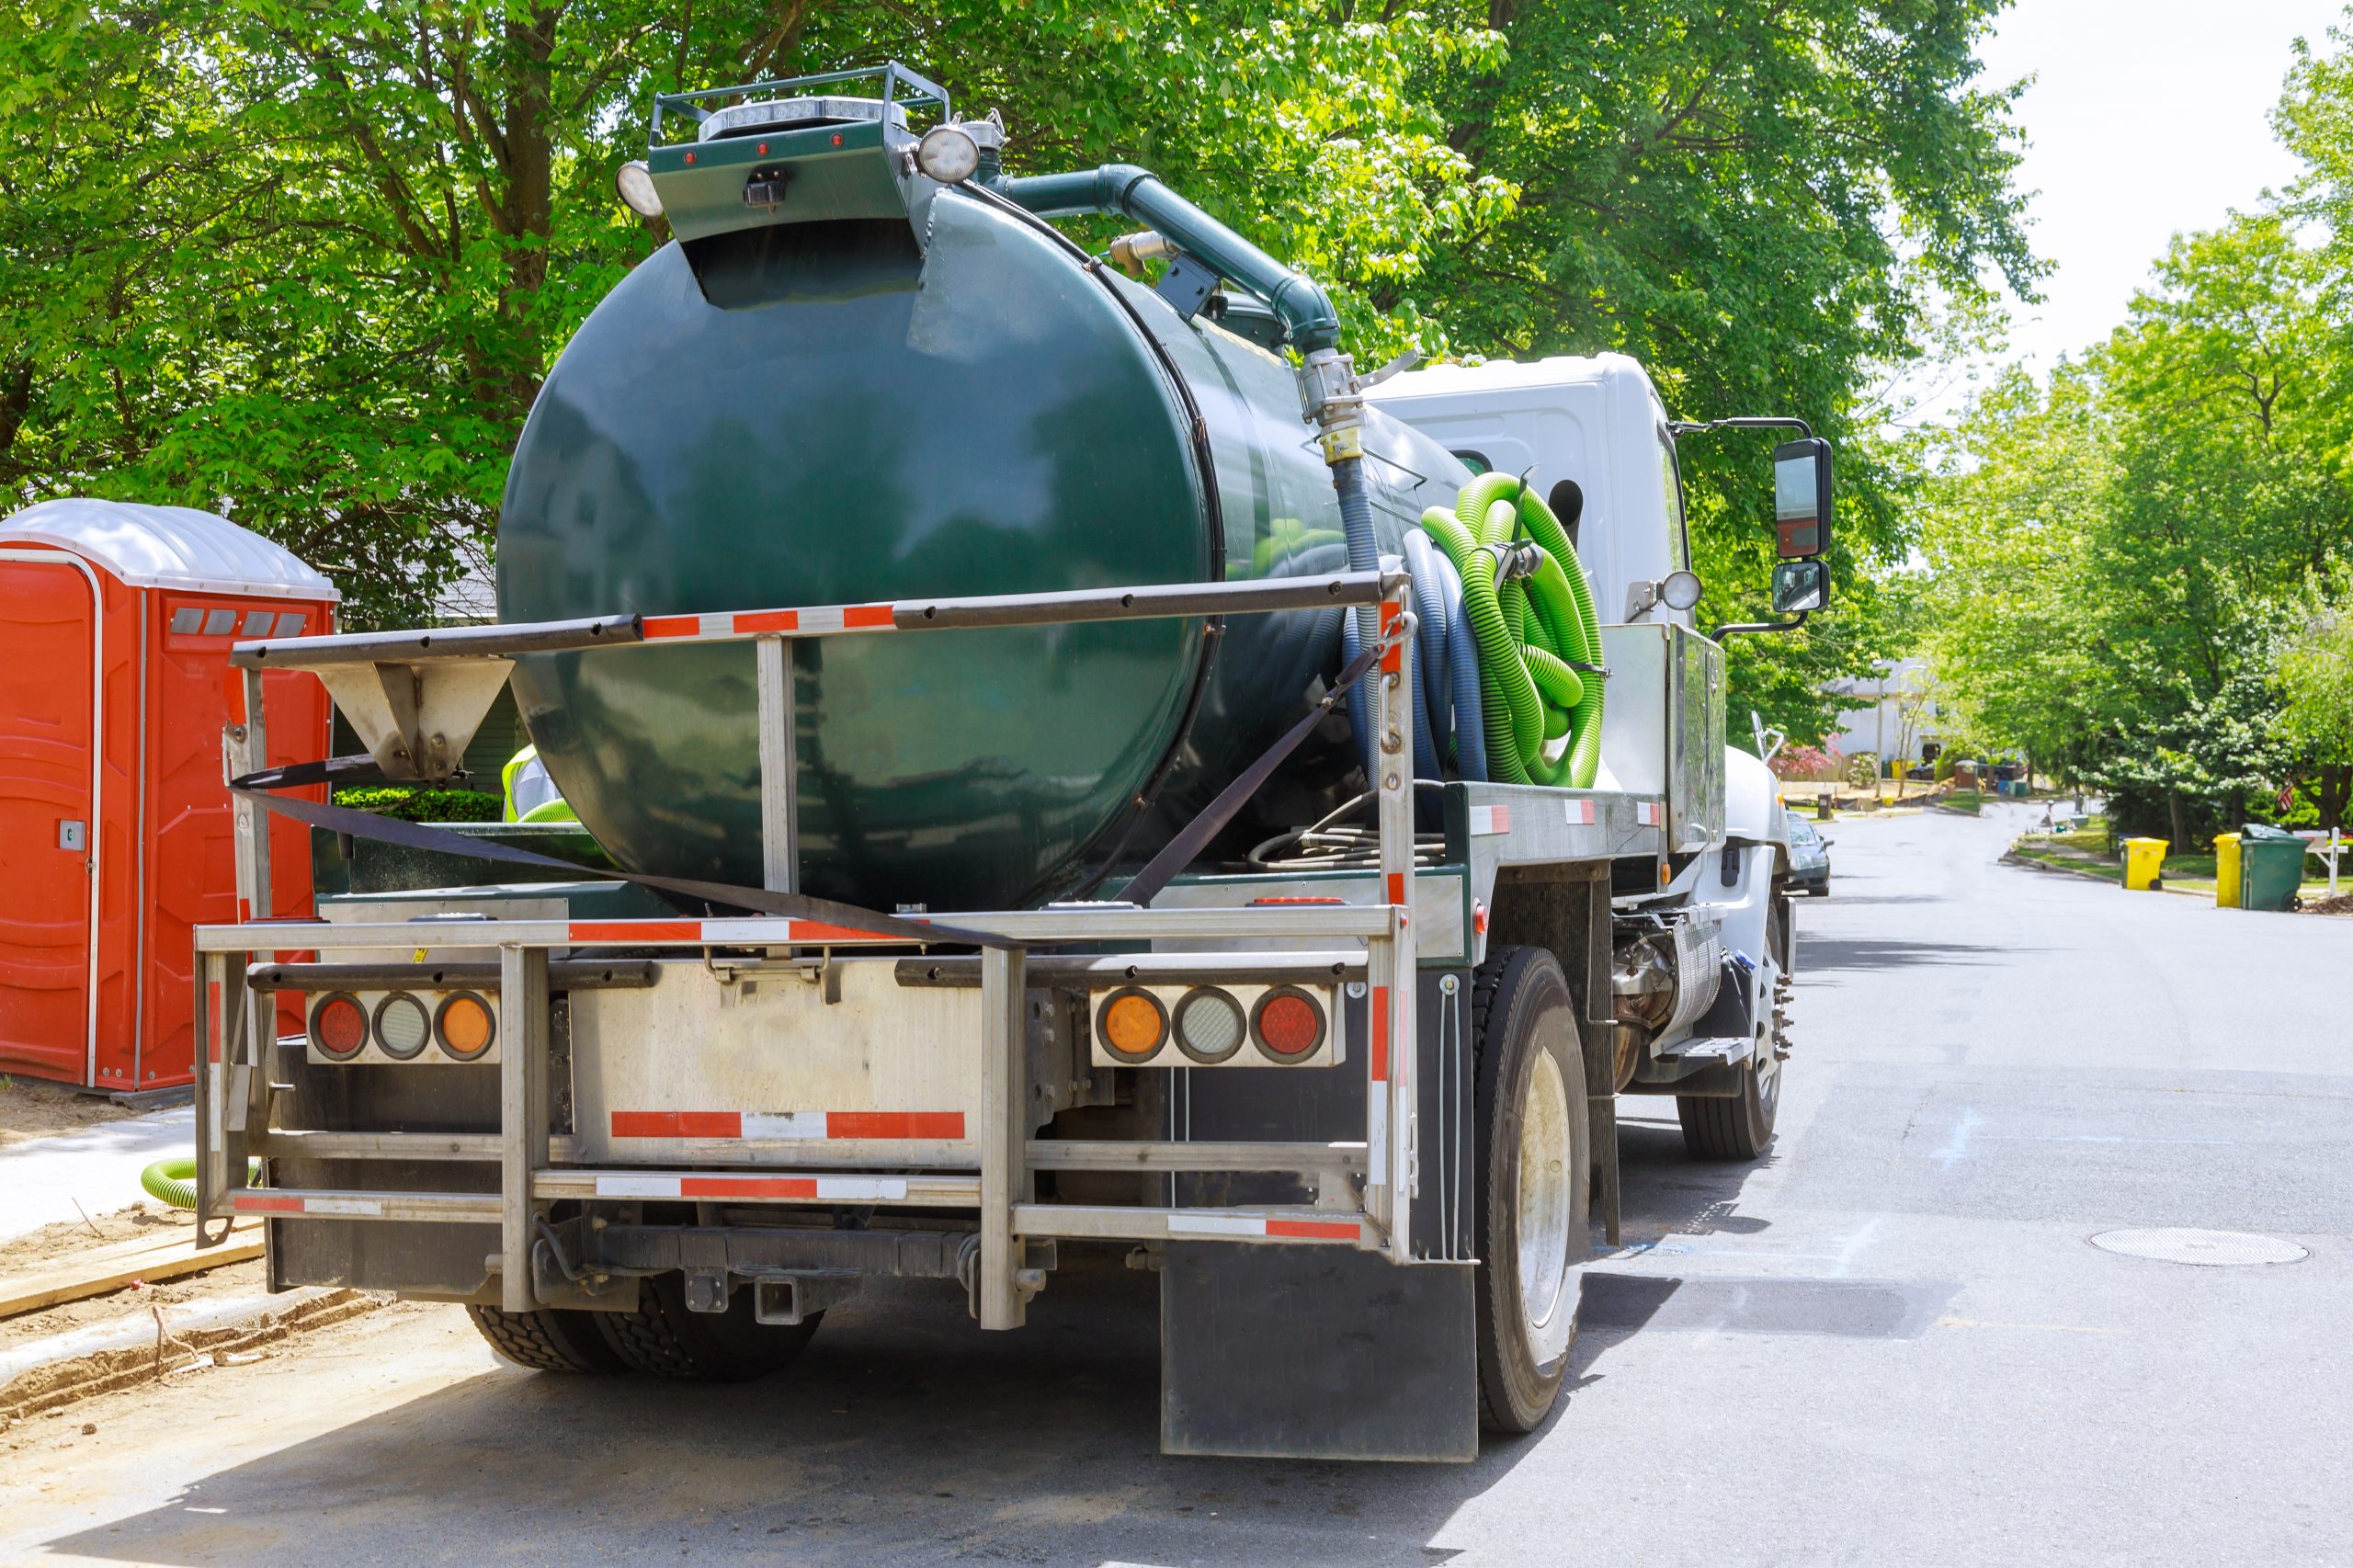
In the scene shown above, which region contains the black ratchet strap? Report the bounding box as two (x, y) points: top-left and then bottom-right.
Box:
(229, 760), (994, 947)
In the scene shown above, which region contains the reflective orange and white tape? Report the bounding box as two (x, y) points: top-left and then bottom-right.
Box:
(639, 602), (896, 642)
(588, 1173), (910, 1201)
(608, 1110), (966, 1141)
(1165, 1213), (1367, 1244)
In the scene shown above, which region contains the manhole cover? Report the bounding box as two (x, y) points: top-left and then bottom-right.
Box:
(2089, 1228), (2307, 1267)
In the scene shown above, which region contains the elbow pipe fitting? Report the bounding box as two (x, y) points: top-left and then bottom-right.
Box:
(1003, 164), (1343, 351)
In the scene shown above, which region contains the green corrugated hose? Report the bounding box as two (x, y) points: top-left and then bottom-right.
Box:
(1416, 473), (1606, 787)
(140, 1156), (257, 1210)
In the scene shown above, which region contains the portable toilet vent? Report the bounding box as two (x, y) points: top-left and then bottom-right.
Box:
(0, 499), (339, 1092)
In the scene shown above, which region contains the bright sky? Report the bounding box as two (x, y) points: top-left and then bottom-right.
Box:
(1975, 0), (2348, 377)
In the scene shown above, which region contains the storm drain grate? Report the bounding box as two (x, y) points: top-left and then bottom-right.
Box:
(2089, 1228), (2308, 1267)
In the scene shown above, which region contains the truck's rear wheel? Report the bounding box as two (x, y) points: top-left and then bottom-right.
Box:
(465, 1304), (625, 1372)
(596, 1272), (821, 1382)
(1471, 945), (1591, 1433)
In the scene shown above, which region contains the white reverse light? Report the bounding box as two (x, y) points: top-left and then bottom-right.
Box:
(617, 160), (664, 219)
(916, 124), (980, 184)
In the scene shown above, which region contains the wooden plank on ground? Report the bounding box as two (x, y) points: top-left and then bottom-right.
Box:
(0, 1221), (264, 1319)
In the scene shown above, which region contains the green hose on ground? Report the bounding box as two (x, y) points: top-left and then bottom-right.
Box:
(1416, 473), (1607, 788)
(141, 1156), (257, 1210)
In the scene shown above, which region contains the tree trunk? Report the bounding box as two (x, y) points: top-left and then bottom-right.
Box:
(0, 358), (30, 469)
(2167, 787), (2188, 849)
(2320, 765), (2350, 832)
(496, 6), (562, 424)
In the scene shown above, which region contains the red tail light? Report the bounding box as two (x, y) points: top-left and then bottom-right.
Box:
(311, 994), (368, 1060)
(1251, 988), (1325, 1062)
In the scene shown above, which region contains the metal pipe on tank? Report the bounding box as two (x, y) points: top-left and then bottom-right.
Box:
(1002, 165), (1342, 350)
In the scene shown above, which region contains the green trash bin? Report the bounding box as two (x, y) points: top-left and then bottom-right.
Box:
(2239, 824), (2308, 912)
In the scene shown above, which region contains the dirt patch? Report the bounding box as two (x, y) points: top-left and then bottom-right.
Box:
(0, 1203), (187, 1275)
(4, 1204), (280, 1358)
(2302, 890), (2353, 916)
(1, 1286), (391, 1423)
(2, 1253), (272, 1354)
(0, 1077), (143, 1151)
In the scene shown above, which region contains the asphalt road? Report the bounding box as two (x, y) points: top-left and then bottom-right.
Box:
(9, 801), (2348, 1565)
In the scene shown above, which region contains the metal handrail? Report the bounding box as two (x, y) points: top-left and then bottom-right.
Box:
(651, 61), (949, 143)
(229, 570), (1401, 670)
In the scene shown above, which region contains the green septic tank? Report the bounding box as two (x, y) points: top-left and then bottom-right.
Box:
(498, 86), (1465, 914)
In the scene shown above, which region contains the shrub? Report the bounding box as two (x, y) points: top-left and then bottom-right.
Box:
(333, 786), (502, 824)
(1772, 744), (1843, 781)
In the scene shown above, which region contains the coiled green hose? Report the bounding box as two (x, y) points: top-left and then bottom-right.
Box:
(1416, 473), (1606, 788)
(140, 1155), (257, 1210)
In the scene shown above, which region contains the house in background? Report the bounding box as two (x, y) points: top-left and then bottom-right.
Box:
(1822, 658), (1949, 768)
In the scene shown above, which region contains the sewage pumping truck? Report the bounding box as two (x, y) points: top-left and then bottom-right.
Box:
(190, 62), (1836, 1461)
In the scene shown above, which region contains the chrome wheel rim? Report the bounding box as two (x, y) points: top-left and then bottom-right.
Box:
(1517, 1047), (1574, 1360)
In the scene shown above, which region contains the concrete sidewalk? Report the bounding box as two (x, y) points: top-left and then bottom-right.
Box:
(0, 1107), (197, 1242)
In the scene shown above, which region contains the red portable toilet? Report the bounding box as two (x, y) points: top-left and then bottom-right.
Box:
(0, 499), (339, 1093)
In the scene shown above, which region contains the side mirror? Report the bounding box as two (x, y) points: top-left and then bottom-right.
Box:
(1772, 437), (1833, 559)
(1771, 559), (1830, 614)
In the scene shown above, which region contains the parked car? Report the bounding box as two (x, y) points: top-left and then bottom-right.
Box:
(1787, 815), (1833, 895)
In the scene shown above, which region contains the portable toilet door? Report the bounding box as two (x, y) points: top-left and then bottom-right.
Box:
(0, 499), (339, 1092)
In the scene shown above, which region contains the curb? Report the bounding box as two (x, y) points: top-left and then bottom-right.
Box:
(2000, 849), (2121, 888)
(2001, 850), (2210, 898)
(0, 1287), (388, 1424)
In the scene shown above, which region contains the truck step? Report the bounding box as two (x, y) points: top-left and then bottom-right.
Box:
(1654, 1033), (1756, 1065)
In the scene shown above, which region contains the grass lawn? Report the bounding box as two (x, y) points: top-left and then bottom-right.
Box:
(2013, 816), (2345, 897)
(2010, 843), (2123, 882)
(1941, 790), (1982, 814)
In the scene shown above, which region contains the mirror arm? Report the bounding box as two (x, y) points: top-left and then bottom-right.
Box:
(1668, 415), (1814, 439)
(1711, 610), (1810, 642)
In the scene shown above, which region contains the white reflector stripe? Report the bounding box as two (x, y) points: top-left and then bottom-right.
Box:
(1468, 804), (1512, 836)
(303, 1197), (385, 1217)
(1636, 801), (1664, 826)
(1166, 1213), (1266, 1237)
(593, 1176), (683, 1199)
(1563, 799), (1596, 825)
(739, 1111), (830, 1140)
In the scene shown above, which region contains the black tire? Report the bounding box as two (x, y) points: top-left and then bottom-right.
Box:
(465, 1303), (626, 1372)
(1677, 901), (1785, 1161)
(1676, 1061), (1779, 1160)
(594, 1272), (821, 1382)
(1470, 945), (1591, 1434)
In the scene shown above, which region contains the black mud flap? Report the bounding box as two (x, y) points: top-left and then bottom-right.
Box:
(1161, 1243), (1477, 1462)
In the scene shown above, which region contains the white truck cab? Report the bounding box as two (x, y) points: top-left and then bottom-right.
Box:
(1370, 352), (1697, 633)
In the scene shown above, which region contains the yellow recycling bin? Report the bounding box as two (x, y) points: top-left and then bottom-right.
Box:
(2213, 833), (2242, 908)
(2122, 836), (2169, 891)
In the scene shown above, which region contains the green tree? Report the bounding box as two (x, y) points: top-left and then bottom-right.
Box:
(2279, 569), (2353, 829)
(1915, 207), (2353, 841)
(4, 0), (2035, 670)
